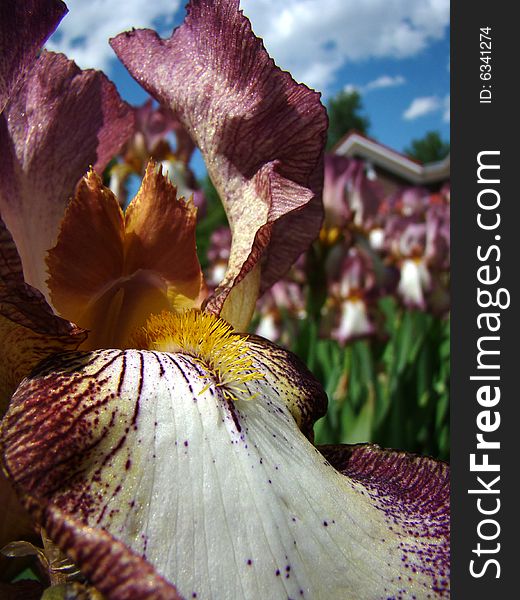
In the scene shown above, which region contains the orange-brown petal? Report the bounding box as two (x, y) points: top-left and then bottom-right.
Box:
(124, 162), (202, 305)
(46, 170), (126, 332)
(47, 166), (202, 349)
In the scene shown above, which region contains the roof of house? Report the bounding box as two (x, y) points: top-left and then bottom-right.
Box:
(333, 131), (450, 186)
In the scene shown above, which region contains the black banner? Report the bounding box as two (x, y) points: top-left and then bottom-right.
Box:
(451, 2), (517, 597)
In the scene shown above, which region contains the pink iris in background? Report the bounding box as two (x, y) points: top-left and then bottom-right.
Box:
(0, 1), (449, 599)
(316, 154), (450, 344)
(109, 99), (207, 215)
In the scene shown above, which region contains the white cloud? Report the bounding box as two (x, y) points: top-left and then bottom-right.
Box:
(365, 75), (406, 91)
(46, 0), (448, 94)
(403, 93), (449, 121)
(403, 96), (442, 120)
(241, 0), (449, 91)
(344, 75), (406, 95)
(46, 0), (182, 73)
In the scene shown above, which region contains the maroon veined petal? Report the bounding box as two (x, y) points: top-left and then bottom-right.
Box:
(111, 0), (327, 326)
(0, 0), (67, 113)
(0, 51), (135, 297)
(36, 504), (182, 600)
(0, 215), (86, 413)
(0, 213), (85, 551)
(320, 443), (450, 598)
(0, 218), (77, 336)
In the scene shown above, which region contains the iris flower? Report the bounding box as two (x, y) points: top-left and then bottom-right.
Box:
(109, 99), (206, 214)
(383, 188), (450, 312)
(325, 248), (378, 345)
(0, 1), (449, 598)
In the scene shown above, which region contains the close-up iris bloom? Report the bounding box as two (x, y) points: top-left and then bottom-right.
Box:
(0, 1), (449, 598)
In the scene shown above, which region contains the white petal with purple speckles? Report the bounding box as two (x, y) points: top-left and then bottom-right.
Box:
(2, 344), (448, 599)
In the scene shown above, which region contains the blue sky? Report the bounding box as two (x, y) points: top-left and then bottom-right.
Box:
(47, 0), (450, 169)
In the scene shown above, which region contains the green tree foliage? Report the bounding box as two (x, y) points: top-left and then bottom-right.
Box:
(326, 90), (370, 150)
(404, 131), (450, 163)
